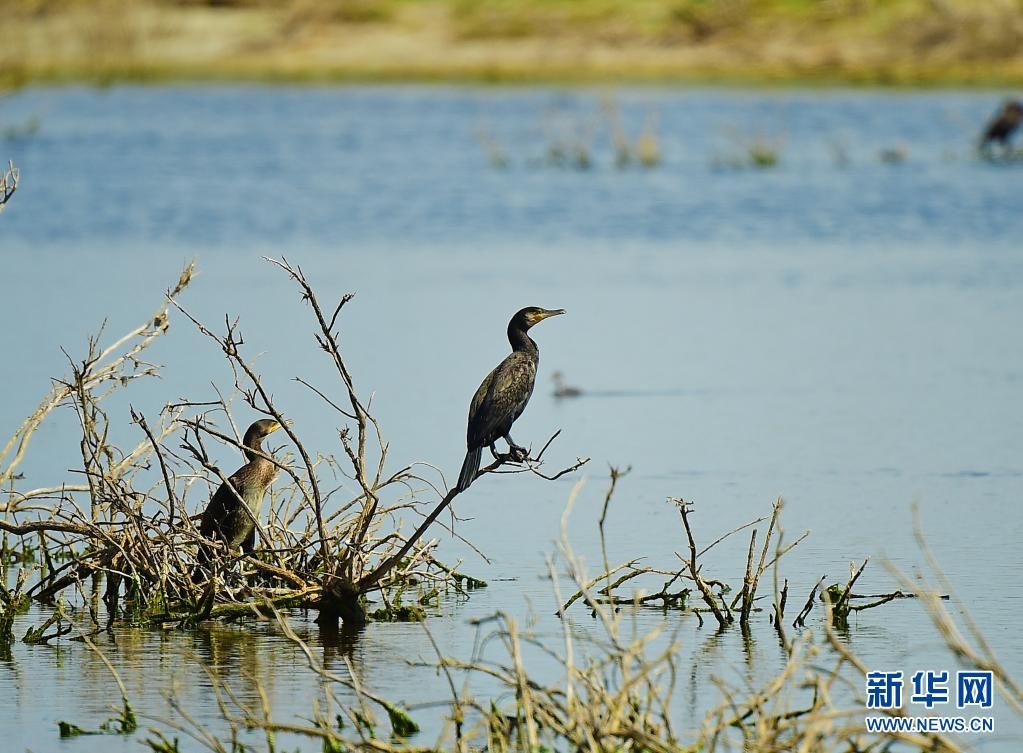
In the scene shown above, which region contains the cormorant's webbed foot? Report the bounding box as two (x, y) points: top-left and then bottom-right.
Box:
(488, 439), (528, 463)
(504, 435), (528, 462)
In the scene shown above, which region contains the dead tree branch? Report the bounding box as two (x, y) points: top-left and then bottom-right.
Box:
(0, 160), (18, 212)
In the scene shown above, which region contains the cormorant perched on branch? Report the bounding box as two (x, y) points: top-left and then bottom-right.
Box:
(981, 100), (1023, 152)
(194, 419), (282, 576)
(456, 307), (565, 492)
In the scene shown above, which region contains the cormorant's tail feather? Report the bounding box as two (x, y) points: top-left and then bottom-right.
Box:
(456, 446), (483, 493)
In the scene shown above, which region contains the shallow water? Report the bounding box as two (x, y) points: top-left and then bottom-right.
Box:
(1, 85), (1022, 751)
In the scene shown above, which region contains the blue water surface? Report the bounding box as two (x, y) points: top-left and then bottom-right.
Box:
(1, 85), (1022, 751)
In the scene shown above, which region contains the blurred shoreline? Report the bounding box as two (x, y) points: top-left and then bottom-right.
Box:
(3, 1), (1023, 89)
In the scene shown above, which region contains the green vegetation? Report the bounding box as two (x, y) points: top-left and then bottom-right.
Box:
(712, 133), (784, 169)
(0, 568), (29, 657)
(22, 610), (70, 644)
(3, 0), (1023, 87)
(57, 699), (137, 738)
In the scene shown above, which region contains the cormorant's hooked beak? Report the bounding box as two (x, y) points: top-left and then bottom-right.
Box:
(539, 308), (566, 320)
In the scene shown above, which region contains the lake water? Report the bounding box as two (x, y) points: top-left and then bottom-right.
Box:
(1, 85), (1022, 751)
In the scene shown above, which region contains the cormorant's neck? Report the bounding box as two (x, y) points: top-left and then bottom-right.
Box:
(508, 322), (538, 357)
(243, 434), (266, 463)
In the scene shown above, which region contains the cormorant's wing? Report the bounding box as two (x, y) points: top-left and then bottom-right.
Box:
(467, 365), (499, 447)
(199, 467), (248, 539)
(466, 352), (537, 449)
(200, 481), (234, 538)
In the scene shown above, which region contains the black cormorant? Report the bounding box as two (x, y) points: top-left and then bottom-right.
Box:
(194, 419), (282, 575)
(981, 100), (1023, 152)
(455, 307), (565, 492)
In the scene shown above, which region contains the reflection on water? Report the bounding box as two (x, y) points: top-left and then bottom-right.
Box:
(1, 85), (1023, 751)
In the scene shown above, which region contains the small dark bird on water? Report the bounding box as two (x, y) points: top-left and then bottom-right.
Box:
(981, 100), (1023, 152)
(456, 307), (565, 492)
(193, 419), (282, 579)
(552, 371), (583, 399)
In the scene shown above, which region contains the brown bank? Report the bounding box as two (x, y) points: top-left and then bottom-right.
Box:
(3, 0), (1023, 88)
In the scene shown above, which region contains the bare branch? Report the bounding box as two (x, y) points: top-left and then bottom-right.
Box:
(0, 160), (18, 212)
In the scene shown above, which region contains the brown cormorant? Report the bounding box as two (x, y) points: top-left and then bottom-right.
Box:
(194, 419), (282, 575)
(981, 100), (1023, 152)
(455, 307), (565, 492)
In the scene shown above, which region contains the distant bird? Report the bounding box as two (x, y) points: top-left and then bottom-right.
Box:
(878, 145), (908, 164)
(552, 371), (583, 399)
(194, 419), (282, 578)
(981, 100), (1023, 152)
(456, 307), (565, 492)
